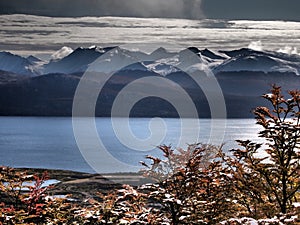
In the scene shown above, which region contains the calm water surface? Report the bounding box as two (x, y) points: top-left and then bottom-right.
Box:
(0, 117), (262, 173)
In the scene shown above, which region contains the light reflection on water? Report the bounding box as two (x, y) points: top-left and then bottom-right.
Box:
(0, 117), (262, 173)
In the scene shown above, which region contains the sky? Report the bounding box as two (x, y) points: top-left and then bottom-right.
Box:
(1, 0), (300, 56)
(0, 0), (300, 21)
(2, 14), (300, 57)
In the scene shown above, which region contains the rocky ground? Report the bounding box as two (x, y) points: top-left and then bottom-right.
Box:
(15, 168), (151, 204)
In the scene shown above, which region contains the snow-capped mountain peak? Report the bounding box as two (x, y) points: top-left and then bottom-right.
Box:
(1, 46), (300, 78)
(214, 50), (300, 75)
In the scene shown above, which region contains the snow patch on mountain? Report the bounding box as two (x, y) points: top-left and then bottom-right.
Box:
(87, 46), (142, 73)
(145, 60), (180, 76)
(121, 62), (149, 71)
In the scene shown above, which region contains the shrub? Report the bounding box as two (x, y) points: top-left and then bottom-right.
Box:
(79, 144), (237, 225)
(139, 144), (237, 225)
(221, 85), (300, 219)
(0, 167), (79, 224)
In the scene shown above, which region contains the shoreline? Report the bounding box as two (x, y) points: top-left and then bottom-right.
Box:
(13, 167), (151, 202)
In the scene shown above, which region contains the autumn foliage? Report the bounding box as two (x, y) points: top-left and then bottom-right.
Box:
(0, 85), (299, 224)
(220, 85), (300, 223)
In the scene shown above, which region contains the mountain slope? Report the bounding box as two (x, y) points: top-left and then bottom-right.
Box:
(0, 52), (38, 76)
(0, 46), (299, 118)
(214, 54), (300, 75)
(43, 46), (116, 74)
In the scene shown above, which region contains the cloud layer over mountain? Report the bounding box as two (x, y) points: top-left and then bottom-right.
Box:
(2, 15), (300, 57)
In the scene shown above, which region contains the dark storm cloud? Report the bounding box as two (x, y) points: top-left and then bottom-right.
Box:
(0, 0), (299, 21)
(202, 0), (300, 21)
(0, 0), (203, 19)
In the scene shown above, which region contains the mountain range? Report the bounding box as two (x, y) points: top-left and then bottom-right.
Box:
(0, 46), (299, 118)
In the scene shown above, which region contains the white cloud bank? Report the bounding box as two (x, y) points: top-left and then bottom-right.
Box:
(2, 15), (300, 56)
(277, 46), (298, 55)
(51, 46), (73, 60)
(248, 41), (263, 51)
